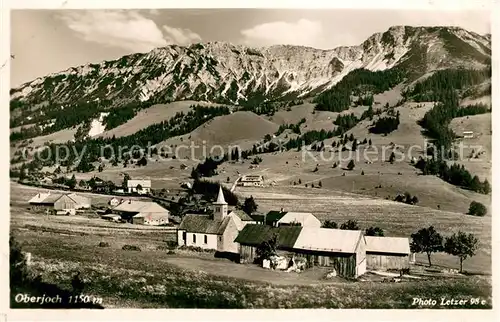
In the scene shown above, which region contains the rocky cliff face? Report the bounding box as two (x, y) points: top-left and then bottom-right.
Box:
(11, 26), (491, 106)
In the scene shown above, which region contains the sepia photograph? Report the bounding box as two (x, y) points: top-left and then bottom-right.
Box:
(5, 1), (495, 313)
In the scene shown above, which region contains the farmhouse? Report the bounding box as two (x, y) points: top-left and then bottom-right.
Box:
(28, 192), (91, 214)
(238, 175), (264, 187)
(365, 236), (411, 270)
(127, 179), (151, 194)
(463, 131), (474, 139)
(108, 197), (122, 207)
(112, 200), (169, 225)
(255, 210), (321, 227)
(177, 187), (255, 254)
(234, 225), (367, 278)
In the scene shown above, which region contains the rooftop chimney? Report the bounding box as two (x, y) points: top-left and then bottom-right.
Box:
(280, 207), (284, 212)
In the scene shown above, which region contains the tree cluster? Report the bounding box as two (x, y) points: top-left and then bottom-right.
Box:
(411, 226), (479, 273)
(369, 112), (400, 135)
(414, 158), (490, 194)
(314, 68), (406, 112)
(393, 192), (419, 205)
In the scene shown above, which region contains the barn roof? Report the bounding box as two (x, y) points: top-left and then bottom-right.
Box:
(134, 212), (169, 220)
(293, 228), (363, 253)
(265, 210), (287, 223)
(67, 193), (90, 205)
(365, 236), (410, 255)
(29, 192), (51, 204)
(113, 200), (168, 213)
(278, 212), (317, 223)
(234, 224), (302, 248)
(231, 209), (254, 221)
(178, 214), (231, 235)
(250, 214), (265, 222)
(40, 193), (66, 204)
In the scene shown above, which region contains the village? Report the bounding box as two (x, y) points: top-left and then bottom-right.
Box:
(22, 172), (447, 282)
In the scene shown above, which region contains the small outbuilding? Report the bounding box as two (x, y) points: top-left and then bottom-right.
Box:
(365, 236), (411, 270)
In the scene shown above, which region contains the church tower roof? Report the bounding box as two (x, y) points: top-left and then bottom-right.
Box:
(214, 186), (228, 205)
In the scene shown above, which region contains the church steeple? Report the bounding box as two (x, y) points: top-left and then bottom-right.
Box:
(213, 186), (228, 221)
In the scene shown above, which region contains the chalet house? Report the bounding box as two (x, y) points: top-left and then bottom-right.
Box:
(238, 175), (264, 187)
(127, 179), (151, 195)
(28, 192), (91, 214)
(112, 200), (169, 225)
(177, 187), (255, 254)
(108, 197), (122, 207)
(365, 236), (411, 270)
(235, 225), (367, 278)
(463, 131), (474, 139)
(255, 210), (321, 228)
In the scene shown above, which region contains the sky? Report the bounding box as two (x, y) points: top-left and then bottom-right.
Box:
(10, 9), (491, 87)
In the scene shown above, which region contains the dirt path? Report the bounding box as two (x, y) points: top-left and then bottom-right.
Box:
(162, 256), (339, 286)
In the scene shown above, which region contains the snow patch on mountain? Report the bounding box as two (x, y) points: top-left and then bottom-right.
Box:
(88, 112), (109, 137)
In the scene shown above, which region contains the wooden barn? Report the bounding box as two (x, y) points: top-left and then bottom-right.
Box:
(234, 224), (302, 263)
(365, 236), (411, 270)
(292, 227), (367, 278)
(234, 225), (367, 278)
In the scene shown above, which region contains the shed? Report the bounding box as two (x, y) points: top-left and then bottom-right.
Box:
(365, 236), (411, 270)
(292, 228), (366, 278)
(234, 224), (302, 263)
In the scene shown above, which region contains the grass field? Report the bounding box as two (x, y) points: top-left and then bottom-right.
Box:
(236, 186), (491, 274)
(10, 181), (492, 308)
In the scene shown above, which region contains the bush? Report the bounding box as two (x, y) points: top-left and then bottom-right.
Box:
(179, 245), (215, 253)
(468, 201), (487, 217)
(165, 240), (178, 248)
(98, 241), (110, 247)
(122, 244), (141, 251)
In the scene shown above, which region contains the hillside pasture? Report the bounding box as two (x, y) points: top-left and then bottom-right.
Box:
(99, 101), (219, 139)
(236, 186), (491, 274)
(449, 113), (491, 180)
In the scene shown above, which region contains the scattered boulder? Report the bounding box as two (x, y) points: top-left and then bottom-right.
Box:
(122, 244), (141, 251)
(98, 242), (110, 247)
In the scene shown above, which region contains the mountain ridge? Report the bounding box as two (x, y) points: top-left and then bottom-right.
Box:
(11, 25), (491, 108)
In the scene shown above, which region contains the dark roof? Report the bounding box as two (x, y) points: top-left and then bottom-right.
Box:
(265, 210), (287, 223)
(231, 209), (254, 221)
(234, 224), (302, 248)
(178, 214), (230, 235)
(250, 214), (265, 222)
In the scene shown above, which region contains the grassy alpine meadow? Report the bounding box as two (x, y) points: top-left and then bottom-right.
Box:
(10, 181), (492, 308)
(11, 225), (492, 309)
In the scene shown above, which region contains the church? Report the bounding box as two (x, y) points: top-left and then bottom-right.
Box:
(176, 186), (256, 254)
